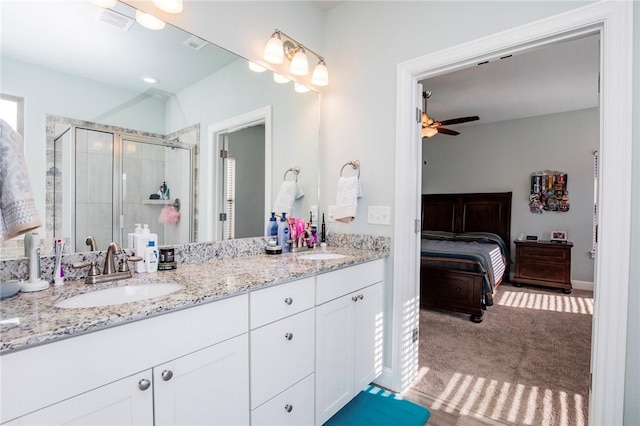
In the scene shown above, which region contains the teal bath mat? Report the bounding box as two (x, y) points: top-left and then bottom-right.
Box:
(324, 385), (431, 426)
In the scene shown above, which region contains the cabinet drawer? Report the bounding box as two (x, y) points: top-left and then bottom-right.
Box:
(250, 309), (315, 409)
(518, 261), (567, 282)
(518, 245), (569, 261)
(251, 374), (314, 426)
(250, 277), (315, 329)
(316, 259), (384, 305)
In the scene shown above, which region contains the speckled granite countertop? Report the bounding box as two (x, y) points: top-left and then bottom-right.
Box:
(0, 247), (387, 354)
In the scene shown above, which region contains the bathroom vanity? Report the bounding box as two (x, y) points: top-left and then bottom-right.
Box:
(0, 247), (386, 425)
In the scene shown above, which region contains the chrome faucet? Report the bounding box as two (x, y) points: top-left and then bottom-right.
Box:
(72, 242), (142, 285)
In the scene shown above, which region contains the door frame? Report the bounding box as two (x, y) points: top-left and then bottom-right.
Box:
(201, 106), (272, 242)
(391, 2), (633, 425)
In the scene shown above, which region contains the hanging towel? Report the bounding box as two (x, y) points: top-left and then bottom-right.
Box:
(273, 181), (304, 217)
(0, 119), (42, 241)
(334, 176), (363, 223)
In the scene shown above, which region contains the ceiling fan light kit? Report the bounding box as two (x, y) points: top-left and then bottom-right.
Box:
(421, 91), (479, 139)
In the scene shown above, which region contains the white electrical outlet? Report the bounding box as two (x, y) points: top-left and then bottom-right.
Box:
(368, 205), (391, 225)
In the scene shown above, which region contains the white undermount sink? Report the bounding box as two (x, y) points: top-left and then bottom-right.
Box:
(54, 283), (184, 309)
(297, 253), (347, 261)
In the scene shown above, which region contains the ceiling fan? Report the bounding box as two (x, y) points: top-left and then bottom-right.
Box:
(422, 91), (479, 138)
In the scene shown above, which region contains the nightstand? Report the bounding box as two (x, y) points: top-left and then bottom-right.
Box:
(512, 240), (573, 293)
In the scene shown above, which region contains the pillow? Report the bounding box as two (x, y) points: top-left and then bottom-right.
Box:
(421, 230), (455, 240)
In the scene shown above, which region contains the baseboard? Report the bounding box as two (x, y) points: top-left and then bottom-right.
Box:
(372, 367), (395, 392)
(571, 280), (594, 292)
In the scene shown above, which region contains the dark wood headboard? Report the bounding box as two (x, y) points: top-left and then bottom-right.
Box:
(421, 192), (512, 253)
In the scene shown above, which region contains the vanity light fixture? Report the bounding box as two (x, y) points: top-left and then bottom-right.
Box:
(248, 62), (267, 73)
(152, 0), (183, 14)
(135, 10), (165, 30)
(273, 73), (290, 84)
(263, 29), (329, 86)
(90, 0), (116, 8)
(294, 83), (310, 93)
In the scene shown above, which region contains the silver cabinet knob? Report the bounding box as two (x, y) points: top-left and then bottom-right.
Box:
(284, 297), (293, 305)
(285, 332), (294, 341)
(284, 404), (293, 413)
(161, 370), (173, 381)
(138, 378), (151, 391)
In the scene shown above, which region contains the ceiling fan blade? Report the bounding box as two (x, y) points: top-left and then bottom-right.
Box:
(436, 127), (460, 136)
(436, 116), (480, 126)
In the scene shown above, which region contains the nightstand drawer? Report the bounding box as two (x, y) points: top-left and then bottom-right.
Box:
(518, 244), (569, 261)
(517, 261), (567, 282)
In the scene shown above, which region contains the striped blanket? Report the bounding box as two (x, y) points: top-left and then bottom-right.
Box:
(420, 236), (508, 307)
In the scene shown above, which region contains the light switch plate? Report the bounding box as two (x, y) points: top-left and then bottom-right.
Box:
(368, 205), (391, 225)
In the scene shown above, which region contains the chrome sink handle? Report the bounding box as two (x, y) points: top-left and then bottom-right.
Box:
(71, 260), (101, 278)
(118, 255), (142, 272)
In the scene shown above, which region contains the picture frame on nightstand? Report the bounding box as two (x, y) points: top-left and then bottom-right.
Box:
(550, 230), (567, 242)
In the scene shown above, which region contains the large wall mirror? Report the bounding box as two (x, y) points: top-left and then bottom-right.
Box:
(0, 0), (319, 258)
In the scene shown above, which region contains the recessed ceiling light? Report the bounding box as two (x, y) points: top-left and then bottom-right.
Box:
(142, 76), (159, 84)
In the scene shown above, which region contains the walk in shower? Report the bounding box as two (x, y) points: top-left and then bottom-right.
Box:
(51, 118), (195, 252)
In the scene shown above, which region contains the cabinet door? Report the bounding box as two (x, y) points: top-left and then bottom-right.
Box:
(16, 372), (153, 426)
(154, 334), (249, 426)
(354, 281), (384, 391)
(315, 293), (355, 425)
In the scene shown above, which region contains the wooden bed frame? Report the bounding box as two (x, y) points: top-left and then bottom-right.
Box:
(420, 192), (512, 322)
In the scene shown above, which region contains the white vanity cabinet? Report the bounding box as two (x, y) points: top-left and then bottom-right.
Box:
(1, 295), (249, 426)
(315, 259), (385, 425)
(249, 277), (316, 425)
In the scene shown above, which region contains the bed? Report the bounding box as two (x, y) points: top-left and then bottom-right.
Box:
(420, 192), (512, 322)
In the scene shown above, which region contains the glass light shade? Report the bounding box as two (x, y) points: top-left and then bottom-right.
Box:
(264, 35), (284, 64)
(294, 83), (310, 93)
(135, 11), (165, 30)
(311, 61), (329, 86)
(90, 0), (116, 8)
(290, 48), (309, 76)
(273, 73), (290, 84)
(152, 0), (183, 13)
(422, 126), (438, 138)
(248, 62), (267, 73)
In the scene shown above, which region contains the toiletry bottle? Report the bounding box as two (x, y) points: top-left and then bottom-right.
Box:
(266, 212), (278, 237)
(128, 223), (142, 250)
(278, 212), (290, 252)
(134, 224), (155, 273)
(145, 240), (159, 273)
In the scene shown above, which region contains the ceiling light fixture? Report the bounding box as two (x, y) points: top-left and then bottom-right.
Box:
(263, 29), (329, 87)
(422, 91), (438, 138)
(142, 76), (158, 84)
(152, 0), (183, 14)
(135, 10), (165, 30)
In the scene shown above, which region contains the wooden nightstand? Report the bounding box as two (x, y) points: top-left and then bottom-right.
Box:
(513, 240), (573, 293)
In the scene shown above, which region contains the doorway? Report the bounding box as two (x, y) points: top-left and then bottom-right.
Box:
(391, 3), (633, 425)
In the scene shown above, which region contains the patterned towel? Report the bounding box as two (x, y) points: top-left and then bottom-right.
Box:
(334, 176), (362, 223)
(273, 180), (304, 217)
(0, 120), (42, 241)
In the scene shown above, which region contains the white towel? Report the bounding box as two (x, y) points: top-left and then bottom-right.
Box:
(0, 119), (42, 241)
(333, 176), (363, 223)
(273, 181), (304, 217)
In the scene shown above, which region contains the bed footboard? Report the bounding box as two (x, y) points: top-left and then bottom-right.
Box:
(420, 265), (486, 323)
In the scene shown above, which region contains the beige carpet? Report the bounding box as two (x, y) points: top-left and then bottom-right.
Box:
(412, 283), (592, 426)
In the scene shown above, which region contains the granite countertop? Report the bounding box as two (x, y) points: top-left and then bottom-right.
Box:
(0, 247), (387, 354)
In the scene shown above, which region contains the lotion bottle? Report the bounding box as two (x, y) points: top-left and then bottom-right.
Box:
(145, 240), (159, 273)
(277, 212), (290, 252)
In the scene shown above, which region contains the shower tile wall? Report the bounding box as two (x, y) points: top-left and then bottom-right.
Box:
(75, 129), (113, 251)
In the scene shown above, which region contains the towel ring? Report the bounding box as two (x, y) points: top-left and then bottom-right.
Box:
(283, 166), (300, 182)
(340, 160), (360, 178)
(171, 198), (181, 212)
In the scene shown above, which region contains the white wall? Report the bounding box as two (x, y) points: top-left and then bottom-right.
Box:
(422, 108), (598, 283)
